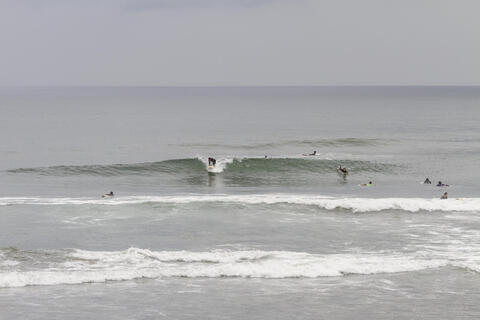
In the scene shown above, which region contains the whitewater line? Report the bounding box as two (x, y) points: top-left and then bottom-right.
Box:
(0, 194), (479, 213)
(0, 248), (452, 287)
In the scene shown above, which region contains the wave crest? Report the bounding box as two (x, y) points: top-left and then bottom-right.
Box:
(8, 157), (397, 176)
(0, 248), (449, 287)
(1, 195), (479, 213)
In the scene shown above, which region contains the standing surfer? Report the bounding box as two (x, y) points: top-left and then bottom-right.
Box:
(208, 157), (216, 167)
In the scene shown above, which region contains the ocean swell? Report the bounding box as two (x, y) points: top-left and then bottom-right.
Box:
(179, 138), (385, 149)
(8, 157), (397, 176)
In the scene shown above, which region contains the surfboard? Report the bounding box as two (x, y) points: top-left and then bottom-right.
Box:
(207, 165), (215, 173)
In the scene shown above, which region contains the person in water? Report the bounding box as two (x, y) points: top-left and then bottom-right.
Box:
(208, 157), (216, 166)
(338, 167), (348, 175)
(102, 191), (114, 198)
(424, 178), (432, 184)
(437, 181), (449, 187)
(309, 151), (317, 156)
(441, 192), (448, 199)
(361, 181), (373, 186)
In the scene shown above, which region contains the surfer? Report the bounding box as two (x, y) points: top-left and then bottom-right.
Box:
(440, 192), (448, 199)
(423, 178), (432, 184)
(437, 181), (449, 187)
(361, 181), (373, 187)
(208, 157), (216, 167)
(303, 150), (317, 156)
(337, 166), (348, 175)
(102, 191), (114, 198)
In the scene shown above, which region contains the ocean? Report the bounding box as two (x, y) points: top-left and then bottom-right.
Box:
(0, 86), (479, 319)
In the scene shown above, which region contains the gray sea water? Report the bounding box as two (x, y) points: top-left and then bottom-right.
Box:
(0, 86), (479, 319)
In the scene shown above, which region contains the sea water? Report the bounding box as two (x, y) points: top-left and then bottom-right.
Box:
(0, 86), (479, 319)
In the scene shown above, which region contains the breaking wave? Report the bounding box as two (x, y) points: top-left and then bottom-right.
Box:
(1, 194), (479, 213)
(8, 157), (397, 176)
(0, 247), (455, 287)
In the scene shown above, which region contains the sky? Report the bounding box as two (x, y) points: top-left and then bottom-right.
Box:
(0, 0), (479, 86)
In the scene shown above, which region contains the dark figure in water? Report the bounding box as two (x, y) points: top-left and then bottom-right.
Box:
(208, 157), (216, 166)
(102, 191), (114, 198)
(338, 167), (348, 175)
(437, 181), (449, 187)
(361, 181), (373, 187)
(424, 178), (432, 184)
(309, 151), (317, 156)
(441, 192), (448, 199)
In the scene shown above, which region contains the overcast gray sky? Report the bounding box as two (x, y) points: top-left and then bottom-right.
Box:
(1, 0), (479, 86)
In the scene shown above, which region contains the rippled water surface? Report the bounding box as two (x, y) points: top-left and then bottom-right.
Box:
(0, 87), (479, 319)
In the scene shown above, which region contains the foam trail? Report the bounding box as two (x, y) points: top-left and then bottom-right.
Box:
(1, 194), (480, 213)
(0, 248), (449, 287)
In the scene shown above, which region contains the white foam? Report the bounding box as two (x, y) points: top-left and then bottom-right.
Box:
(0, 248), (448, 287)
(1, 194), (480, 213)
(0, 260), (19, 267)
(196, 156), (235, 173)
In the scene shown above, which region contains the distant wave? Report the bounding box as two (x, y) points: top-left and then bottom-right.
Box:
(8, 157), (396, 176)
(1, 195), (479, 213)
(178, 138), (386, 149)
(0, 247), (452, 287)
